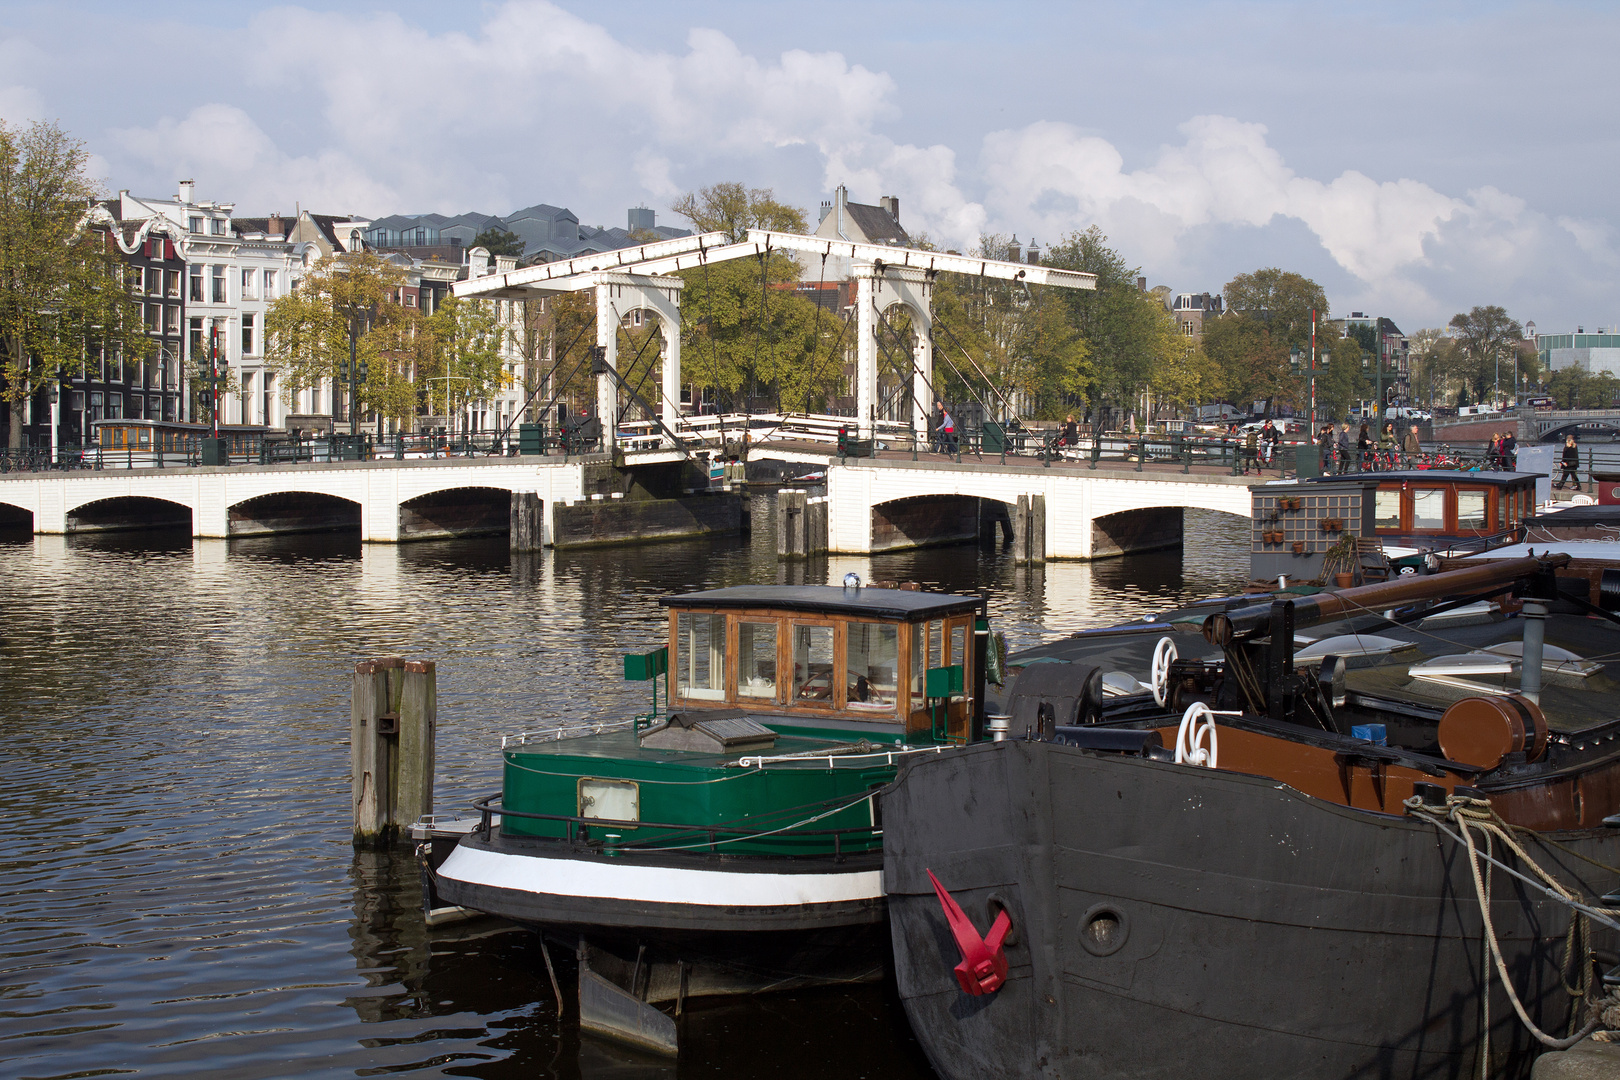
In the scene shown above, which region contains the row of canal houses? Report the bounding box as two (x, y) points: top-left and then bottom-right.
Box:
(11, 181), (695, 451)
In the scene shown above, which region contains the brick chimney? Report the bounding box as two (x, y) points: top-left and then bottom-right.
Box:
(879, 195), (900, 223)
(267, 212), (285, 237)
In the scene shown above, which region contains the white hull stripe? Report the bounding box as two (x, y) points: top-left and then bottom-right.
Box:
(439, 845), (884, 908)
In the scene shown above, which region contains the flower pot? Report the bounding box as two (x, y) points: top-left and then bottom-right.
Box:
(1334, 573), (1355, 588)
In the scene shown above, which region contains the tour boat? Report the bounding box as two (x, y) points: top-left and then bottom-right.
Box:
(882, 554), (1620, 1079)
(422, 579), (989, 1044)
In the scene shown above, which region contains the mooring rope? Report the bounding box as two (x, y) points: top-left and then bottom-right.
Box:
(1405, 794), (1619, 1051)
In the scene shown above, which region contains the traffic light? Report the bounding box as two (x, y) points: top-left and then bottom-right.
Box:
(837, 426), (848, 456)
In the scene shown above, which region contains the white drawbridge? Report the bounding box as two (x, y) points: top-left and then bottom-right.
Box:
(453, 230), (1097, 448)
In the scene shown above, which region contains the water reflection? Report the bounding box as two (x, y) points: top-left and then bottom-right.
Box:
(0, 509), (1249, 1079)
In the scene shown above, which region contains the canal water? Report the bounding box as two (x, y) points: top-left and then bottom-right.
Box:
(0, 505), (1250, 1080)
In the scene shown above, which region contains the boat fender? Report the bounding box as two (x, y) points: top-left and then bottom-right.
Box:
(925, 869), (1010, 996)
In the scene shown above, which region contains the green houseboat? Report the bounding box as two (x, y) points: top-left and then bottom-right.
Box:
(428, 579), (989, 1004)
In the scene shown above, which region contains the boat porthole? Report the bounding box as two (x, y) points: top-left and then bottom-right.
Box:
(1079, 904), (1129, 957)
(986, 894), (1020, 948)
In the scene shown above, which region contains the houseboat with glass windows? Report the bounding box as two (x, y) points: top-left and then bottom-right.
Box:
(426, 579), (989, 1007)
(88, 419), (268, 468)
(1252, 470), (1539, 584)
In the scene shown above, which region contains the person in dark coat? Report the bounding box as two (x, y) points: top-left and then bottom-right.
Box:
(1356, 422), (1372, 470)
(1556, 434), (1581, 490)
(1501, 430), (1517, 471)
(1060, 414), (1079, 448)
(1336, 423), (1352, 473)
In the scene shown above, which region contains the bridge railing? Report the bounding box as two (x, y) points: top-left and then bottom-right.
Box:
(0, 446), (101, 473)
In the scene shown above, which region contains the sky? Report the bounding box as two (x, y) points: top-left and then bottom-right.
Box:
(2, 0), (1616, 334)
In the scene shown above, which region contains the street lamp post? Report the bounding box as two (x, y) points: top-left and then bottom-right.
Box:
(48, 382), (59, 465)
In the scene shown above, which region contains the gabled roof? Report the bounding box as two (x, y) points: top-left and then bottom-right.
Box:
(842, 201), (908, 245)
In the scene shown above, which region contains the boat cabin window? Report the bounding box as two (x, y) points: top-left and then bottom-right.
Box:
(677, 612), (726, 700)
(1456, 489), (1488, 530)
(793, 624), (835, 704)
(846, 623), (898, 711)
(1374, 488), (1402, 530)
(1412, 487), (1447, 530)
(737, 622), (777, 700)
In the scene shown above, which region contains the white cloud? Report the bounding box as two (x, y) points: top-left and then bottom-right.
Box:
(112, 103), (398, 215)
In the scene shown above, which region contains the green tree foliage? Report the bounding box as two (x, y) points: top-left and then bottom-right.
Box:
(264, 251), (404, 420)
(670, 182), (807, 242)
(471, 227), (524, 260)
(0, 120), (148, 447)
(1037, 226), (1208, 421)
(932, 234), (1091, 420)
(676, 252), (838, 412)
(265, 253), (507, 426)
(1446, 305), (1524, 406)
(423, 294), (508, 420)
(1547, 365), (1620, 410)
(1209, 267), (1331, 418)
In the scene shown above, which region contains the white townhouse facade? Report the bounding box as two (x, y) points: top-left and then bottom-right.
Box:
(114, 181), (369, 430)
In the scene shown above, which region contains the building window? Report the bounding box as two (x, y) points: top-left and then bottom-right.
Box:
(166, 269), (181, 297)
(146, 267), (162, 294)
(71, 391), (84, 413)
(148, 396), (162, 420)
(211, 267), (226, 304)
(144, 304), (159, 333)
(263, 270), (276, 299)
(127, 265), (142, 293)
(189, 215), (203, 233)
(190, 267), (203, 302)
(105, 393), (122, 420)
(166, 306), (180, 335)
(263, 372), (275, 429)
(131, 393), (144, 417)
(189, 318), (204, 364)
(210, 217), (225, 236)
(241, 268), (256, 299)
(89, 392), (103, 422)
(242, 314), (255, 357)
(405, 293), (416, 307)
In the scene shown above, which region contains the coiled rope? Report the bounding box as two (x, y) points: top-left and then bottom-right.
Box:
(1405, 794), (1618, 1052)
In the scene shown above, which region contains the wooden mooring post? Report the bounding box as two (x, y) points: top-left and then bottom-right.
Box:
(351, 656), (437, 848)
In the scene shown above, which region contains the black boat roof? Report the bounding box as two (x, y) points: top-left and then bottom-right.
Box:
(661, 585), (981, 621)
(1300, 471), (1533, 486)
(1526, 505), (1620, 526)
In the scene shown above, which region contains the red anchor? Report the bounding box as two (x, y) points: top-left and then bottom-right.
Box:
(927, 869), (1011, 995)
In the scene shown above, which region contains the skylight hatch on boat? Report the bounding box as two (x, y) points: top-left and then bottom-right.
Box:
(1296, 634), (1416, 663)
(1482, 641), (1602, 678)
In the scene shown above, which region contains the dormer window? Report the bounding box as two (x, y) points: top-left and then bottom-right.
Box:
(189, 216), (203, 234)
(210, 218), (225, 236)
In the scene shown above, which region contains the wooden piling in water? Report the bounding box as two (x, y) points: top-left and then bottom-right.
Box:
(396, 660), (436, 830)
(350, 655), (433, 849)
(510, 491), (543, 551)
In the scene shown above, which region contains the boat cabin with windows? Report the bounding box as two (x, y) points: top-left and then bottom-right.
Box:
(1253, 471), (1538, 583)
(90, 419), (268, 467)
(662, 584), (984, 743)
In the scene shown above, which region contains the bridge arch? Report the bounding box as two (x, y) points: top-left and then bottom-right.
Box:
(228, 491), (361, 536)
(1538, 421), (1620, 444)
(398, 485), (513, 540)
(870, 494), (1010, 552)
(0, 498), (33, 533)
(66, 495), (193, 533)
